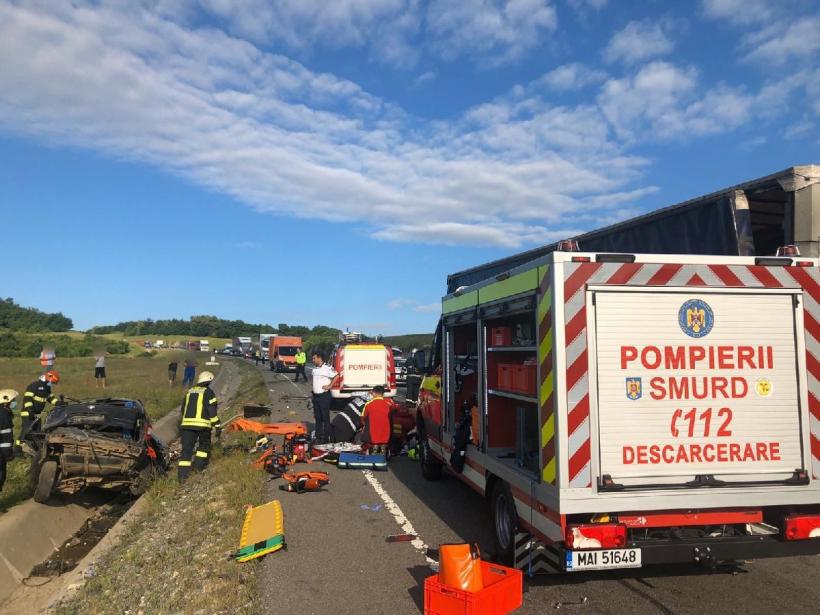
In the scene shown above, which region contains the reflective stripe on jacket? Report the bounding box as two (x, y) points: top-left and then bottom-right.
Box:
(23, 381), (58, 414)
(181, 385), (220, 430)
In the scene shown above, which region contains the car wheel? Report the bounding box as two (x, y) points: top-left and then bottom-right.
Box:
(34, 460), (58, 504)
(419, 428), (443, 481)
(490, 480), (517, 565)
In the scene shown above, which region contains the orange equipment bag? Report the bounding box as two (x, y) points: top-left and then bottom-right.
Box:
(438, 543), (483, 592)
(278, 471), (330, 493)
(225, 418), (307, 436)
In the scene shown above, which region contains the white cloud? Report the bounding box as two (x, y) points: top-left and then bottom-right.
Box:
(0, 1), (652, 249)
(426, 0), (557, 64)
(387, 298), (417, 310)
(536, 63), (606, 91)
(744, 17), (820, 65)
(411, 71), (436, 88)
(603, 20), (675, 65)
(414, 302), (441, 313)
(567, 0), (608, 11)
(700, 0), (774, 26)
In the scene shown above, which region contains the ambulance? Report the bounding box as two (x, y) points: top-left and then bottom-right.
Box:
(413, 166), (820, 573)
(415, 248), (820, 573)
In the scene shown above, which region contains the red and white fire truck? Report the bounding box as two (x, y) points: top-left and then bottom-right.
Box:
(415, 247), (820, 573)
(330, 334), (397, 406)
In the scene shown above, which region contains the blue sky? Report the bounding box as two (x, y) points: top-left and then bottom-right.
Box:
(1, 0), (818, 334)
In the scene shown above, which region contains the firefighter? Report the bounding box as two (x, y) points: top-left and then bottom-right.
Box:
(178, 371), (220, 482)
(330, 393), (369, 442)
(0, 389), (17, 491)
(16, 371), (60, 449)
(362, 385), (393, 456)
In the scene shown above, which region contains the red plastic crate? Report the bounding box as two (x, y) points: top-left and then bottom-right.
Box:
(424, 561), (523, 615)
(512, 363), (536, 396)
(490, 327), (512, 347)
(497, 364), (514, 391)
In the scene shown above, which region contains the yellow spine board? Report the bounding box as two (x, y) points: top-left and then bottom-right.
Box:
(239, 500), (284, 549)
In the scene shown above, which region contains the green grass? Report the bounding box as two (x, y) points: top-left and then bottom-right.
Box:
(0, 355), (221, 511)
(56, 359), (267, 615)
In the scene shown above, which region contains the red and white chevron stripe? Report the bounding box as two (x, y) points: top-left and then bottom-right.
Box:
(563, 262), (820, 488)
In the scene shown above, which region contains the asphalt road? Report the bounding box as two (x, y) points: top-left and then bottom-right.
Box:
(254, 362), (820, 614)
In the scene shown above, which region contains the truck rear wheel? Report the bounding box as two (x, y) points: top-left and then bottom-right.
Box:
(490, 480), (517, 565)
(419, 430), (443, 481)
(34, 460), (58, 504)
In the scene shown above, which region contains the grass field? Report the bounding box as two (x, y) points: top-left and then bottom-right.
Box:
(57, 359), (268, 615)
(0, 354), (219, 511)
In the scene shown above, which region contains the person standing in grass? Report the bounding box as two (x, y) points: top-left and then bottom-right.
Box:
(182, 357), (197, 388)
(94, 348), (108, 388)
(178, 371), (220, 482)
(39, 345), (56, 374)
(168, 358), (178, 385)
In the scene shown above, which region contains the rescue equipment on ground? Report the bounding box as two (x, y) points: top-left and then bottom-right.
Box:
(224, 418), (306, 436)
(278, 470), (330, 493)
(311, 442), (362, 463)
(337, 451), (387, 470)
(234, 499), (286, 562)
(424, 561), (523, 615)
(439, 543), (483, 592)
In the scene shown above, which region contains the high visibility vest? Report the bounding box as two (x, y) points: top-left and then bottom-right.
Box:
(181, 386), (220, 430)
(295, 352), (306, 365)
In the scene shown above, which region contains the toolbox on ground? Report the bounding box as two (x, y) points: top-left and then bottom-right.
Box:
(424, 561), (523, 614)
(337, 452), (388, 470)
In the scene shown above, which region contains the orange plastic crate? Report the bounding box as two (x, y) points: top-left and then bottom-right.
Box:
(512, 363), (536, 396)
(424, 561), (523, 615)
(497, 364), (515, 391)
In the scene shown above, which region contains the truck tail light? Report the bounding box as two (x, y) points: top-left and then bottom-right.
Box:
(565, 523), (627, 549)
(784, 515), (820, 540)
(776, 244), (800, 257)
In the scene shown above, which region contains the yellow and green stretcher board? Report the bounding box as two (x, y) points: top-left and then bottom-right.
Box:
(235, 499), (285, 562)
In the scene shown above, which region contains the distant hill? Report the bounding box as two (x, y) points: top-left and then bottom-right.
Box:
(0, 298), (73, 332)
(89, 315), (279, 338)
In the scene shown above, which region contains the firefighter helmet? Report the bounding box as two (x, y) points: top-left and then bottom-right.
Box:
(197, 371), (215, 384)
(0, 389), (18, 404)
(45, 371), (60, 384)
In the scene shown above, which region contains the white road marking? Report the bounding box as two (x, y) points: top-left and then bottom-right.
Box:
(361, 469), (437, 568)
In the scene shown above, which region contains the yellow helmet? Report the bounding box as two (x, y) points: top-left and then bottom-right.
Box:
(197, 371), (215, 384)
(0, 389), (19, 404)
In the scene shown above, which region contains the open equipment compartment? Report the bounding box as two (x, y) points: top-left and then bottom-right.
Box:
(481, 295), (540, 477)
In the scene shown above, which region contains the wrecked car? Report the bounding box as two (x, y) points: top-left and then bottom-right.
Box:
(27, 398), (169, 503)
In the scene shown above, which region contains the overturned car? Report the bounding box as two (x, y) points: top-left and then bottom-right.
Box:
(27, 398), (169, 503)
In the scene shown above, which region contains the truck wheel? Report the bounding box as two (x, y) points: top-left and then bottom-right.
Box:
(419, 431), (443, 481)
(490, 480), (517, 565)
(34, 460), (58, 504)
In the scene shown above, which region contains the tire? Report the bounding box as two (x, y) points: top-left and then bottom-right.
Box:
(490, 480), (517, 565)
(419, 428), (443, 481)
(34, 460), (58, 504)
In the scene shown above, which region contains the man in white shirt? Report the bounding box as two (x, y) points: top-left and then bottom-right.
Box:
(311, 352), (338, 443)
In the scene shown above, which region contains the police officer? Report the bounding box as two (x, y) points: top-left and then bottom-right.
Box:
(0, 389), (17, 491)
(17, 371), (60, 449)
(178, 371), (220, 482)
(294, 346), (307, 383)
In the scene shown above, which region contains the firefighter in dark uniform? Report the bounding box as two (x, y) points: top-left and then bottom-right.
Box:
(0, 389), (18, 491)
(16, 371), (60, 449)
(330, 393), (369, 442)
(178, 371), (220, 482)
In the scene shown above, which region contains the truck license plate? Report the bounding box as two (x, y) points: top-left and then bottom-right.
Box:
(566, 548), (641, 571)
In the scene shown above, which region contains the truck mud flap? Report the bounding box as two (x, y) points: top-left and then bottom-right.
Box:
(513, 532), (563, 575)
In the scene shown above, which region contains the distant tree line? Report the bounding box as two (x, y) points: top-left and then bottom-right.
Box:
(0, 332), (129, 358)
(90, 315), (279, 338)
(0, 298), (73, 332)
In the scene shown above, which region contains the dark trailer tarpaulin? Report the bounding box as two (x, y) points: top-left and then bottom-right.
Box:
(448, 165), (820, 293)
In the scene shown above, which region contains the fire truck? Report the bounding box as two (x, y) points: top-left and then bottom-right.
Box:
(414, 166), (820, 573)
